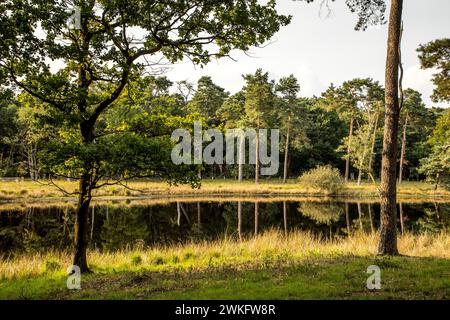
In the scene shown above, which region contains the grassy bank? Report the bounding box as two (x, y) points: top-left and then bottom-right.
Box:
(1, 231), (449, 299)
(0, 179), (448, 202)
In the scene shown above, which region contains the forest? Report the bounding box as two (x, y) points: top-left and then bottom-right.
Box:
(1, 69), (449, 186)
(0, 0), (449, 302)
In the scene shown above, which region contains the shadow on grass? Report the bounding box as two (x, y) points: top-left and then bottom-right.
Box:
(2, 255), (449, 300)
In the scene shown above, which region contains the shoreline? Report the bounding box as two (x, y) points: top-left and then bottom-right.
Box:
(0, 180), (449, 204)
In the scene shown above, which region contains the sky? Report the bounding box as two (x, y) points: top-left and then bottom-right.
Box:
(164, 0), (450, 108)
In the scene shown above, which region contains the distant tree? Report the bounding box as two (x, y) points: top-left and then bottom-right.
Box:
(398, 89), (428, 183)
(243, 69), (276, 184)
(417, 38), (450, 103)
(419, 109), (450, 190)
(0, 88), (19, 176)
(321, 79), (383, 183)
(188, 76), (229, 126)
(275, 75), (308, 182)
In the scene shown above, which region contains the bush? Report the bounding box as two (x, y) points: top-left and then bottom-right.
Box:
(298, 165), (344, 194)
(131, 254), (143, 266)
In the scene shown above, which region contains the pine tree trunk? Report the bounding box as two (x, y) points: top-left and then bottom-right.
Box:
(378, 0), (402, 256)
(345, 117), (354, 182)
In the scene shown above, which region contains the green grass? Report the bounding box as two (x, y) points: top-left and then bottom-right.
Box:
(1, 231), (449, 300)
(1, 256), (449, 300)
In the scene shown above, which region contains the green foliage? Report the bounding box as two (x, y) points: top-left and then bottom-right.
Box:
(417, 38), (450, 103)
(188, 77), (229, 125)
(419, 109), (450, 189)
(298, 165), (344, 194)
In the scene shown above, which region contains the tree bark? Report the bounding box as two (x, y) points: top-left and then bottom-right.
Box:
(345, 117), (354, 182)
(378, 0), (402, 256)
(73, 172), (92, 273)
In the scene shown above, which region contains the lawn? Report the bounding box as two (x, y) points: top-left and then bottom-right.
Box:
(1, 231), (449, 300)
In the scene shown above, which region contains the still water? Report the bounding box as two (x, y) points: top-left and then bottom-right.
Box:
(0, 198), (449, 255)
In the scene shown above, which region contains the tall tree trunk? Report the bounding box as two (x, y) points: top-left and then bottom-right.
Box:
(345, 117), (354, 182)
(73, 172), (92, 273)
(283, 119), (290, 183)
(399, 112), (408, 184)
(378, 0), (403, 256)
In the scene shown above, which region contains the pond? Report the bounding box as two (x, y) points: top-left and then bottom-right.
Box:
(1, 198), (449, 255)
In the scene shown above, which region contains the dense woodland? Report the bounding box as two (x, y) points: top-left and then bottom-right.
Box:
(1, 68), (449, 186)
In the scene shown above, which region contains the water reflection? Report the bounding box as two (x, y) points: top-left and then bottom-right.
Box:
(0, 199), (449, 255)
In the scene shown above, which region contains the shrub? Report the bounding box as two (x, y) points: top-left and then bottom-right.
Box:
(131, 254), (143, 266)
(298, 165), (344, 194)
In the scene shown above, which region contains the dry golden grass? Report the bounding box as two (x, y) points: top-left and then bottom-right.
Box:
(1, 230), (449, 280)
(0, 179), (448, 203)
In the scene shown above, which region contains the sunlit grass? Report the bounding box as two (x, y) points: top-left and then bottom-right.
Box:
(0, 179), (448, 202)
(1, 230), (449, 280)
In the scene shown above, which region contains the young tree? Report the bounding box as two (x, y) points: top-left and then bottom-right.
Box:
(0, 0), (290, 272)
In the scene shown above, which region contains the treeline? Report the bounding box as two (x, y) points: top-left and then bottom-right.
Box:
(0, 70), (448, 185)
